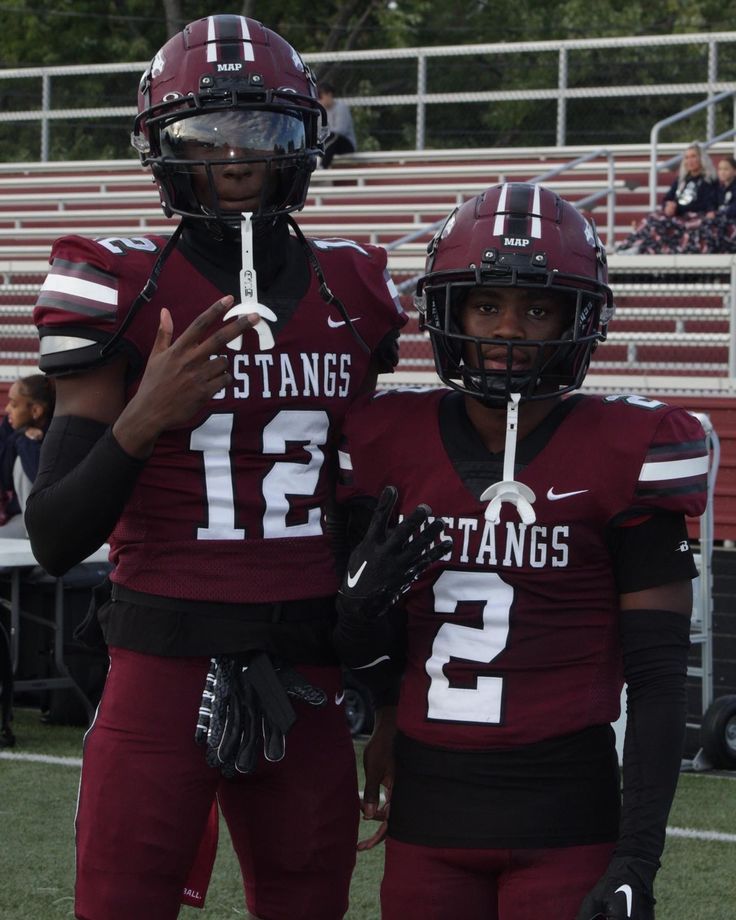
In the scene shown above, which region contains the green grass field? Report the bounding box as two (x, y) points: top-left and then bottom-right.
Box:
(1, 708), (734, 919)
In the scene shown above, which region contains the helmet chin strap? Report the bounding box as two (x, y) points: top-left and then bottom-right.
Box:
(480, 392), (537, 525)
(223, 211), (278, 351)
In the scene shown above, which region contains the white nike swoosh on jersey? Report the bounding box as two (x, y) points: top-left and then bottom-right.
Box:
(327, 316), (361, 328)
(335, 690), (345, 706)
(546, 487), (590, 501)
(614, 883), (633, 917)
(346, 560), (368, 588)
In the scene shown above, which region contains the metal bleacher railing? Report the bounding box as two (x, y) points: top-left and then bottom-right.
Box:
(3, 31), (736, 157)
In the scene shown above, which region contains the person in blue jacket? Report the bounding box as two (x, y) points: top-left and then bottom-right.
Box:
(0, 374), (55, 537)
(686, 154), (736, 253)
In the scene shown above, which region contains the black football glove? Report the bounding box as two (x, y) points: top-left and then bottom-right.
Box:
(576, 856), (658, 920)
(337, 485), (452, 621)
(195, 651), (327, 777)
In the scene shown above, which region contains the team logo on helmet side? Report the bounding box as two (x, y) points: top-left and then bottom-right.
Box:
(150, 50), (166, 79)
(289, 46), (305, 71)
(441, 212), (456, 239)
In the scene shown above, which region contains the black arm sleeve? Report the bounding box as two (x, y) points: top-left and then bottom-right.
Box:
(372, 328), (400, 374)
(24, 415), (146, 575)
(609, 512), (698, 594)
(616, 608), (691, 864)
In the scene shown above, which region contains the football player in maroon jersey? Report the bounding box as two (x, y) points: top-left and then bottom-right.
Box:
(25, 14), (406, 920)
(334, 183), (709, 920)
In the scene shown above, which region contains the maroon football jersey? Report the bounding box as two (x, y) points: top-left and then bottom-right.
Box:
(34, 232), (405, 603)
(338, 388), (708, 751)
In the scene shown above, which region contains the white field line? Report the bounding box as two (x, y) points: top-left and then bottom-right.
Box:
(2, 752), (735, 844)
(667, 826), (736, 844)
(0, 750), (82, 767)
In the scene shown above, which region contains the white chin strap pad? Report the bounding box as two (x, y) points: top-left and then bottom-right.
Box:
(480, 392), (537, 525)
(223, 211), (277, 351)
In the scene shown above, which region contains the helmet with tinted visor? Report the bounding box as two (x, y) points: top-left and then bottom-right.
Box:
(131, 14), (326, 222)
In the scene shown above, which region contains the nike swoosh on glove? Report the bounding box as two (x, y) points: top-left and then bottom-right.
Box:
(338, 485), (452, 620)
(576, 856), (658, 920)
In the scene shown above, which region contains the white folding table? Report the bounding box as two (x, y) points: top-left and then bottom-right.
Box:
(0, 539), (110, 722)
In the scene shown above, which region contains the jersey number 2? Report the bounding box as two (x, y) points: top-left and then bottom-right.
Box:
(190, 409), (328, 540)
(426, 570), (512, 724)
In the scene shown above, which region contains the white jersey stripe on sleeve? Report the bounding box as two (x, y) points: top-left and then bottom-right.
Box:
(40, 334), (100, 356)
(638, 455), (709, 482)
(40, 273), (118, 306)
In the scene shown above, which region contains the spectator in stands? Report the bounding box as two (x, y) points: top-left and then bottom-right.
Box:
(318, 81), (357, 168)
(0, 414), (13, 527)
(617, 141), (717, 254)
(685, 155), (736, 253)
(714, 155), (736, 214)
(0, 374), (55, 537)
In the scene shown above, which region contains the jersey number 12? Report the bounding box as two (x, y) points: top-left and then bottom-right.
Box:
(190, 409), (329, 540)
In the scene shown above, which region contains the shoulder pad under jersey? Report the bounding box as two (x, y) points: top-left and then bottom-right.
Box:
(595, 394), (709, 521)
(308, 237), (406, 336)
(34, 233), (171, 375)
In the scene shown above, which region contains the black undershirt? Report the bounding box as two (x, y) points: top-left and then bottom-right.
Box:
(178, 218), (311, 329)
(389, 725), (621, 848)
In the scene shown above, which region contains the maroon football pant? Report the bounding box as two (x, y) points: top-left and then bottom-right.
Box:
(381, 837), (615, 920)
(74, 648), (359, 920)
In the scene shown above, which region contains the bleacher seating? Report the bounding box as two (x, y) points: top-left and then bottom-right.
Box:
(1, 147), (735, 538)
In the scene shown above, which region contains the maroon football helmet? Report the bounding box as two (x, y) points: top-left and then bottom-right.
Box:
(414, 183), (615, 404)
(131, 14), (326, 222)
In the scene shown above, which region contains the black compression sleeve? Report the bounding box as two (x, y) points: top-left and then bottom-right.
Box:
(616, 608), (691, 864)
(610, 512), (698, 594)
(25, 415), (146, 575)
(373, 328), (400, 373)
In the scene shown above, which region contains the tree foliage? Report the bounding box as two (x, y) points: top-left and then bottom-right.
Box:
(2, 0), (734, 68)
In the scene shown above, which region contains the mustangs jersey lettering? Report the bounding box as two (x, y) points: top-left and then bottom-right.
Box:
(34, 232), (405, 603)
(338, 388), (708, 751)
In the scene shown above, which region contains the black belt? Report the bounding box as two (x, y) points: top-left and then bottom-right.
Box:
(110, 583), (334, 623)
